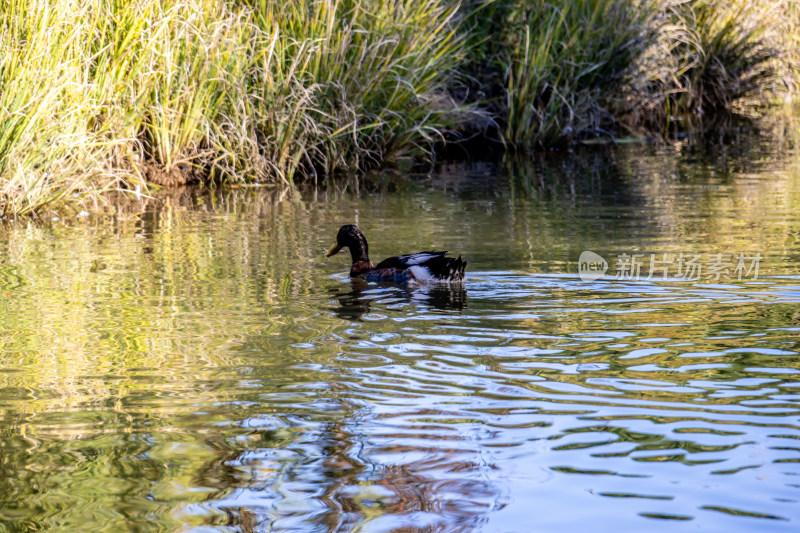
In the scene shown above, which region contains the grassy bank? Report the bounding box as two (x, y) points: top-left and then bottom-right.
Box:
(0, 0), (465, 215)
(0, 0), (797, 216)
(469, 0), (794, 146)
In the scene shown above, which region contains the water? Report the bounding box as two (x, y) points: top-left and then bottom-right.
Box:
(1, 123), (800, 531)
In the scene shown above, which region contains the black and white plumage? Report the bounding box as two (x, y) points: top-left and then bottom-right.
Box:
(326, 225), (466, 283)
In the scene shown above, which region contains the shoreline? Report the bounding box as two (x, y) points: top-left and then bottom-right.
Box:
(0, 0), (797, 216)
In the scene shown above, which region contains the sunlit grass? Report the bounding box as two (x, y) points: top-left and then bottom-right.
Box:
(88, 0), (255, 185)
(0, 0), (797, 215)
(246, 0), (466, 181)
(767, 0), (800, 97)
(0, 0), (136, 216)
(0, 0), (466, 213)
(502, 0), (655, 148)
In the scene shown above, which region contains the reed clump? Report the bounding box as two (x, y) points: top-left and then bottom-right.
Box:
(501, 0), (657, 148)
(0, 0), (465, 214)
(470, 0), (794, 150)
(622, 0), (783, 131)
(0, 0), (134, 216)
(0, 0), (797, 215)
(244, 0), (466, 183)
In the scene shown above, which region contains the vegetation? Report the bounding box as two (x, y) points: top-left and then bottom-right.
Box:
(499, 0), (657, 147)
(468, 0), (793, 145)
(621, 0), (783, 131)
(0, 0), (464, 214)
(245, 0), (466, 182)
(0, 0), (797, 215)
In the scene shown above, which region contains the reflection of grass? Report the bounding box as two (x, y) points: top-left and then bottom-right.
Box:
(0, 190), (359, 529)
(0, 189), (342, 418)
(0, 188), (359, 528)
(0, 166), (799, 528)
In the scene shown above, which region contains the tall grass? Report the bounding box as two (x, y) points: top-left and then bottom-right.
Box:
(136, 3), (250, 181)
(246, 0), (466, 181)
(0, 0), (251, 212)
(465, 0), (793, 148)
(623, 0), (781, 130)
(764, 0), (800, 97)
(0, 0), (797, 215)
(502, 0), (655, 148)
(0, 0), (134, 216)
(88, 0), (256, 185)
(0, 0), (465, 214)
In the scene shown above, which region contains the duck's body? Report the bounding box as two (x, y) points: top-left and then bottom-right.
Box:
(326, 225), (466, 283)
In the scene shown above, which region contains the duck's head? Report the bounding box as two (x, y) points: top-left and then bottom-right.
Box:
(326, 224), (370, 262)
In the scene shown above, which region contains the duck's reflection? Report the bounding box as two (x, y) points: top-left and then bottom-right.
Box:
(332, 279), (467, 320)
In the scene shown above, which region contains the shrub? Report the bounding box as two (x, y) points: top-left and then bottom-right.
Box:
(624, 0), (780, 130)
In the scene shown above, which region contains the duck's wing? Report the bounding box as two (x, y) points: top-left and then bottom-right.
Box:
(375, 251), (466, 283)
(409, 253), (466, 282)
(373, 251), (447, 270)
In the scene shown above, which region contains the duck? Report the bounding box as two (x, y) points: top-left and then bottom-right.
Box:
(326, 224), (466, 283)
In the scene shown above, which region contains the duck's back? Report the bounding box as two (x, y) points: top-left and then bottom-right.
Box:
(374, 251), (446, 270)
(371, 251), (466, 283)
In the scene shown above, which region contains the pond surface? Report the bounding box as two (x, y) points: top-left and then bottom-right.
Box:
(1, 122), (800, 532)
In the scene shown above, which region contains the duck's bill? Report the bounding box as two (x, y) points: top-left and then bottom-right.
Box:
(326, 243), (341, 257)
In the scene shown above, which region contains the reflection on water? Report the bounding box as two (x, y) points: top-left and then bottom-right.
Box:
(0, 117), (800, 531)
(331, 278), (468, 321)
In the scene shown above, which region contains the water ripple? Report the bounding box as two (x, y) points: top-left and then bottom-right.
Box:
(297, 271), (800, 530)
